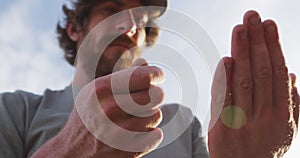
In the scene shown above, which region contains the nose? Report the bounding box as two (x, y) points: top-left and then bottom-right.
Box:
(115, 10), (137, 37)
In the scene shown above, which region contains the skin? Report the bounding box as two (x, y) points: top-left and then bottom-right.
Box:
(208, 10), (299, 158)
(32, 0), (164, 157)
(72, 0), (148, 77)
(30, 1), (298, 157)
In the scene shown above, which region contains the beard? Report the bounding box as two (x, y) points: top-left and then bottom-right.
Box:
(94, 46), (142, 78)
(77, 45), (142, 82)
(75, 31), (144, 82)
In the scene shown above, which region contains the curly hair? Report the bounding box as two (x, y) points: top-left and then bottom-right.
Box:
(57, 0), (161, 66)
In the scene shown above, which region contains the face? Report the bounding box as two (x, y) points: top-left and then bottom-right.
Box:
(69, 0), (149, 78)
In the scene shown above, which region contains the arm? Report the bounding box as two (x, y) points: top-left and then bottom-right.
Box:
(0, 93), (25, 158)
(192, 117), (210, 158)
(208, 10), (299, 158)
(32, 65), (165, 158)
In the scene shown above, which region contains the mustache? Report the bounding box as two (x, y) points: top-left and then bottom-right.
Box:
(106, 34), (138, 48)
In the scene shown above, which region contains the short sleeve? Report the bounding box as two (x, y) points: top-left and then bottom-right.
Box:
(192, 117), (210, 158)
(0, 92), (26, 158)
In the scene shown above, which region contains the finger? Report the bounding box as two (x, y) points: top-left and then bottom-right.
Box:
(127, 66), (165, 92)
(231, 24), (253, 117)
(210, 57), (233, 129)
(130, 86), (164, 106)
(106, 127), (163, 154)
(208, 57), (234, 155)
(95, 66), (165, 94)
(290, 73), (299, 126)
(292, 87), (299, 126)
(119, 110), (162, 132)
(114, 86), (164, 116)
(263, 20), (290, 110)
(243, 10), (273, 115)
(124, 128), (163, 154)
(99, 96), (132, 122)
(100, 86), (163, 120)
(132, 58), (149, 67)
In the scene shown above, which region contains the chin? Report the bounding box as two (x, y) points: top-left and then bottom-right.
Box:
(93, 47), (141, 78)
(94, 59), (132, 78)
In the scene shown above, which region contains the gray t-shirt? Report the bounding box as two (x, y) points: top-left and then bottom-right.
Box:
(0, 86), (209, 158)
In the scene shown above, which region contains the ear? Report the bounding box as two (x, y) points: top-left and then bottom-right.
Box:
(66, 22), (80, 42)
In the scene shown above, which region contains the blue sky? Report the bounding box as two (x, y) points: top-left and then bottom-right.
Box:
(1, 0), (300, 157)
(0, 0), (73, 93)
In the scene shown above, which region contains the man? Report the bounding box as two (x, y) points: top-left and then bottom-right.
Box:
(0, 0), (298, 158)
(1, 0), (209, 157)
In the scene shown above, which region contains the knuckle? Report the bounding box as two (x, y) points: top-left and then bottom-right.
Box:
(274, 64), (288, 76)
(132, 66), (164, 86)
(154, 110), (162, 121)
(95, 78), (110, 94)
(102, 102), (119, 117)
(132, 93), (149, 106)
(236, 78), (253, 92)
(143, 72), (154, 85)
(256, 66), (272, 79)
(147, 66), (164, 83)
(149, 86), (165, 104)
(134, 68), (152, 85)
(215, 92), (232, 107)
(233, 24), (246, 33)
(149, 110), (162, 127)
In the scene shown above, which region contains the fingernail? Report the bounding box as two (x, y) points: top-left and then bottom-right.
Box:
(238, 30), (248, 40)
(249, 14), (260, 25)
(266, 24), (276, 33)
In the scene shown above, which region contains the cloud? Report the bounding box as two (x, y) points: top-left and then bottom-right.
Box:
(0, 0), (299, 157)
(0, 0), (73, 94)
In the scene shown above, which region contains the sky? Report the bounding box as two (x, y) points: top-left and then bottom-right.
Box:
(0, 0), (300, 157)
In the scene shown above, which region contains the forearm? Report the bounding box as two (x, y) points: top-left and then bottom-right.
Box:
(31, 115), (99, 158)
(30, 133), (95, 158)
